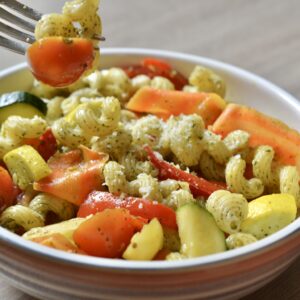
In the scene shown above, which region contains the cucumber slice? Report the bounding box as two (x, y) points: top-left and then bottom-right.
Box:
(177, 203), (226, 257)
(0, 91), (47, 123)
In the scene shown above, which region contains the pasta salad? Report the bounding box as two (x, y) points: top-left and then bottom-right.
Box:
(0, 56), (299, 261)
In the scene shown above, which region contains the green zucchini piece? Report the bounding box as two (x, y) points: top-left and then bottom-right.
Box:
(0, 91), (47, 123)
(176, 203), (226, 258)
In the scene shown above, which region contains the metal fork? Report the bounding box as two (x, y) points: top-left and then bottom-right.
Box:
(0, 0), (104, 55)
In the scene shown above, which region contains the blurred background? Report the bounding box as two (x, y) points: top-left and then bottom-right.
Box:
(0, 0), (300, 99)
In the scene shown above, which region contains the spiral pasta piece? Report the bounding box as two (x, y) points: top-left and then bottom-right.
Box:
(46, 96), (64, 124)
(203, 130), (231, 165)
(168, 114), (205, 166)
(85, 68), (132, 104)
(279, 166), (300, 207)
(128, 173), (162, 202)
(63, 0), (101, 39)
(61, 88), (101, 116)
(52, 97), (120, 147)
(120, 110), (138, 124)
(225, 155), (264, 199)
(199, 151), (225, 181)
(51, 118), (88, 148)
(0, 192), (76, 233)
(92, 124), (132, 161)
(164, 189), (195, 210)
(188, 65), (226, 97)
(63, 0), (99, 20)
(103, 161), (128, 194)
(75, 97), (120, 137)
(252, 145), (278, 190)
(131, 115), (163, 149)
(223, 130), (250, 155)
(119, 151), (158, 181)
(206, 190), (248, 234)
(159, 179), (190, 198)
(150, 76), (175, 90)
(35, 14), (77, 40)
(36, 0), (101, 40)
(29, 193), (75, 221)
(226, 232), (257, 250)
(0, 205), (44, 232)
(131, 75), (151, 93)
(0, 116), (47, 158)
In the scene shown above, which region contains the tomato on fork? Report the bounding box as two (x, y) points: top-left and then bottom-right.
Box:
(27, 37), (95, 87)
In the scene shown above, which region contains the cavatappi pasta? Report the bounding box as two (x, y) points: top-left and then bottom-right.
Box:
(0, 54), (299, 261)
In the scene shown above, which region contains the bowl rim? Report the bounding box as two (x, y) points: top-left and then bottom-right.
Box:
(0, 47), (299, 272)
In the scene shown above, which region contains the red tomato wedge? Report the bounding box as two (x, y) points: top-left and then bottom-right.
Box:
(0, 166), (19, 212)
(27, 37), (94, 87)
(73, 208), (146, 258)
(77, 191), (177, 230)
(145, 146), (226, 198)
(34, 148), (108, 205)
(122, 57), (188, 90)
(24, 129), (57, 161)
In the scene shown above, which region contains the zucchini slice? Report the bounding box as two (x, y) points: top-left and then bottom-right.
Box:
(3, 145), (52, 190)
(176, 203), (226, 257)
(122, 218), (164, 260)
(0, 91), (47, 123)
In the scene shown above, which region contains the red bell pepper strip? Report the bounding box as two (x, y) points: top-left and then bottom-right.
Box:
(77, 191), (177, 230)
(122, 57), (188, 90)
(145, 146), (226, 198)
(24, 129), (57, 161)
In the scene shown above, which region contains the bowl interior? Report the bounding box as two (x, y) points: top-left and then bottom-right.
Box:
(0, 47), (299, 270)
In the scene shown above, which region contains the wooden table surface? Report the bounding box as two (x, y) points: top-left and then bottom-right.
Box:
(0, 0), (299, 299)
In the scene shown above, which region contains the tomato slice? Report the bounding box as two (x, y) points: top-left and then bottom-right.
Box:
(73, 208), (146, 258)
(145, 146), (227, 198)
(77, 191), (177, 230)
(27, 37), (94, 87)
(122, 57), (188, 90)
(0, 166), (19, 212)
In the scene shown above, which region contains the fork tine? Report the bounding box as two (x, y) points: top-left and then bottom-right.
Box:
(0, 20), (35, 44)
(0, 7), (35, 33)
(0, 0), (42, 21)
(0, 35), (26, 55)
(92, 34), (106, 41)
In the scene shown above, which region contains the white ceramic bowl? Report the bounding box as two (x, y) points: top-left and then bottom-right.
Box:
(0, 48), (299, 300)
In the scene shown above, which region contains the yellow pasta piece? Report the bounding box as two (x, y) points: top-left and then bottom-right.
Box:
(226, 233), (257, 249)
(0, 205), (44, 232)
(206, 190), (248, 234)
(225, 155), (264, 199)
